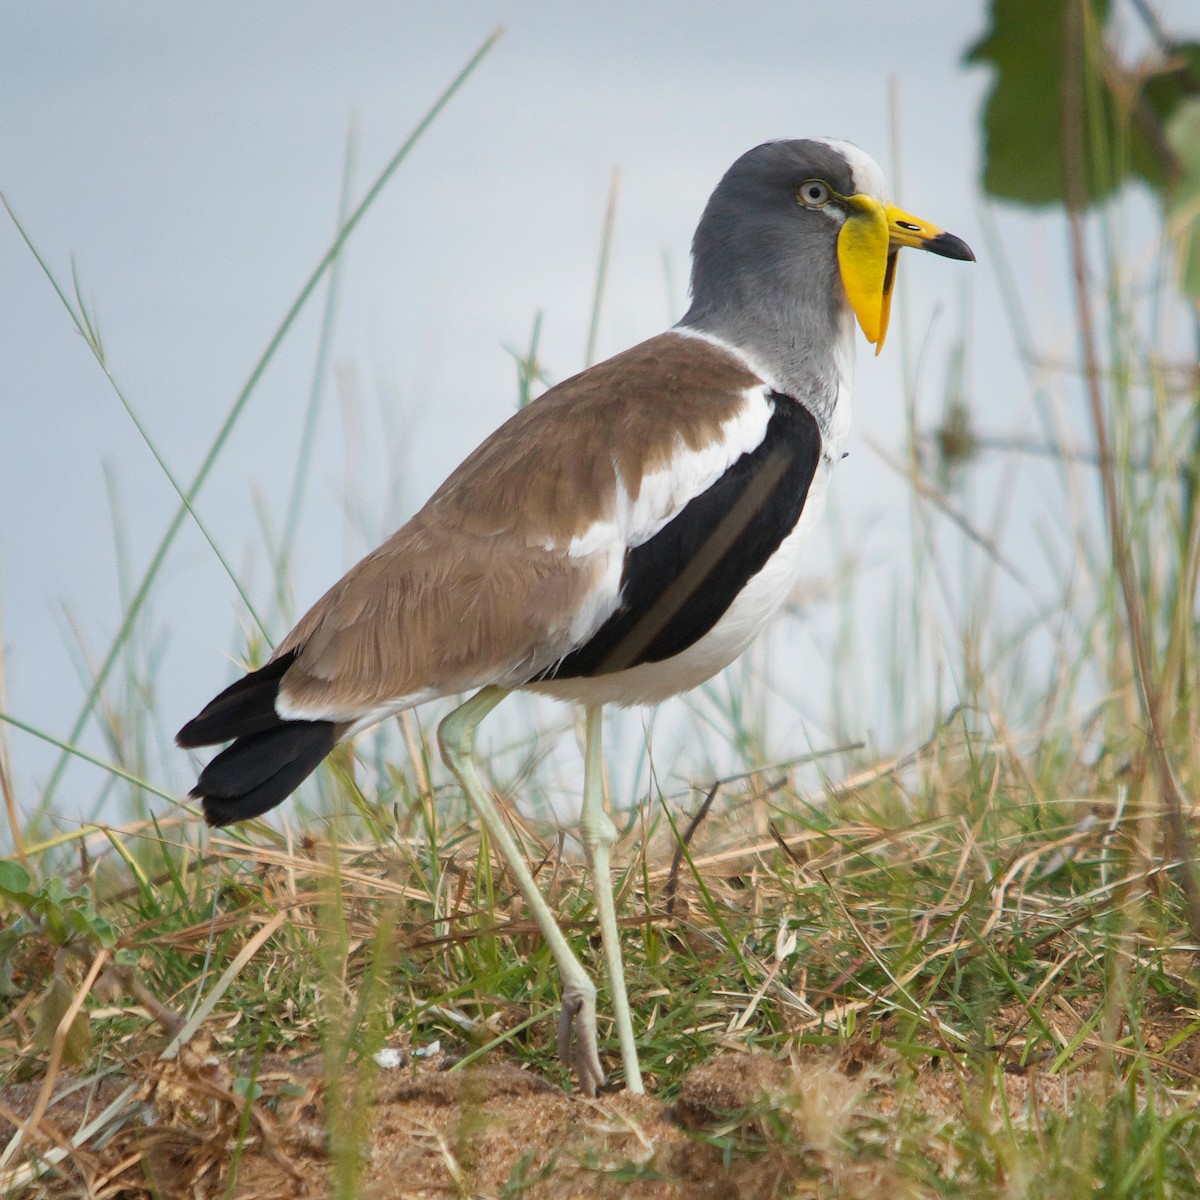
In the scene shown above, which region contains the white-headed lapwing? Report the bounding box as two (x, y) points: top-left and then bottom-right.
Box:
(178, 138), (974, 1096)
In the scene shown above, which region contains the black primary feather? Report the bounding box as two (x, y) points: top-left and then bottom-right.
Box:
(176, 651), (299, 747)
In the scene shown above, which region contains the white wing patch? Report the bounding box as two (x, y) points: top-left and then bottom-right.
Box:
(532, 457), (834, 709)
(275, 687), (439, 730)
(617, 390), (773, 551)
(549, 380), (774, 646)
(555, 386), (774, 558)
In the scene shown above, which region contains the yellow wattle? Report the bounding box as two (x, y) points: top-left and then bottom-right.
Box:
(836, 198), (891, 352)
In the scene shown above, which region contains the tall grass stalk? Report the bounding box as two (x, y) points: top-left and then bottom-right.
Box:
(1063, 1), (1200, 945)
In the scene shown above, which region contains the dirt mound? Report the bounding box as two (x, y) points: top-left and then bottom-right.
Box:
(0, 1046), (914, 1198)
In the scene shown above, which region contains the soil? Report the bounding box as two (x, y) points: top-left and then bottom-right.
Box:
(0, 1039), (1087, 1199)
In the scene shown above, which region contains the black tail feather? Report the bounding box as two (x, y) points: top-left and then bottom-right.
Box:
(193, 721), (337, 826)
(177, 649), (337, 826)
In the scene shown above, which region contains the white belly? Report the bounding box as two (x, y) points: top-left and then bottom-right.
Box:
(526, 458), (832, 708)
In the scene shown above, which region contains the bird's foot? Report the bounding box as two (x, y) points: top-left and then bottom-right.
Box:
(557, 981), (604, 1096)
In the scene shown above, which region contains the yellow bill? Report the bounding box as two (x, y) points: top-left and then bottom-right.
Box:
(837, 196), (975, 355)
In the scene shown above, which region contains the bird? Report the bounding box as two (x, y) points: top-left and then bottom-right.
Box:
(177, 137), (973, 1097)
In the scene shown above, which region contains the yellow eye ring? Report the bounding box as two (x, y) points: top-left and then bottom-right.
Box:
(797, 179), (832, 207)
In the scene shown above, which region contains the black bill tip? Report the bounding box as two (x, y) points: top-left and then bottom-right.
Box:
(924, 231), (975, 262)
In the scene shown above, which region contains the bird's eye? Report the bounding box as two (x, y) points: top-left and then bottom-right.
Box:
(797, 180), (832, 207)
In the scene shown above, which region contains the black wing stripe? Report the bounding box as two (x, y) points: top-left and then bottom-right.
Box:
(539, 392), (821, 680)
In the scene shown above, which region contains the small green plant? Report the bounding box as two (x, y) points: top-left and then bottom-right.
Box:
(0, 858), (131, 1068)
(0, 860), (122, 964)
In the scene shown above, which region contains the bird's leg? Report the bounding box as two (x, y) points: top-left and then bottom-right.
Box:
(438, 686), (605, 1097)
(577, 706), (644, 1094)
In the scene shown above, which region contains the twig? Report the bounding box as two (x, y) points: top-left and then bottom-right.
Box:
(55, 938), (186, 1041)
(665, 781), (720, 916)
(768, 821), (805, 866)
(918, 428), (1179, 476)
(110, 965), (186, 1038)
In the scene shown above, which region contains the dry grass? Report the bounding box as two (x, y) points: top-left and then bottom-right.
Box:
(3, 708), (1200, 1197)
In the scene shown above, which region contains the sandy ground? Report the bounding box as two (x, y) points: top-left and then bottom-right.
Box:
(0, 1036), (1100, 1199)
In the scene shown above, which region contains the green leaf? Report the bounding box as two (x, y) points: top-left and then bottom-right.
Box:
(0, 858), (34, 903)
(44, 906), (67, 945)
(965, 0), (1125, 208)
(33, 972), (93, 1065)
(41, 876), (69, 905)
(1140, 42), (1200, 130)
(63, 904), (119, 947)
(232, 1077), (264, 1102)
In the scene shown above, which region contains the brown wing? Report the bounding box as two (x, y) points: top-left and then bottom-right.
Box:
(272, 331), (763, 719)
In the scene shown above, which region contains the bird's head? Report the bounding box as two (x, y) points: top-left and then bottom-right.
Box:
(687, 138), (974, 356)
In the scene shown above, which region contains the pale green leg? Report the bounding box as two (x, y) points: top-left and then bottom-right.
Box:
(438, 686), (605, 1096)
(577, 706), (644, 1093)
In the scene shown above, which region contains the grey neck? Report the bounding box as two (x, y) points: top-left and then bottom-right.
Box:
(676, 213), (853, 435)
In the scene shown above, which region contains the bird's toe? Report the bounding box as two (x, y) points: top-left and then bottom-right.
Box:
(557, 982), (605, 1096)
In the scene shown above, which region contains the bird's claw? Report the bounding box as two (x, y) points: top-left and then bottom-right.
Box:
(558, 982), (604, 1096)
